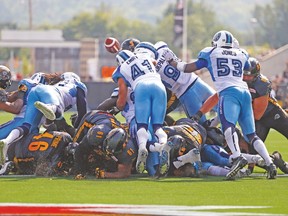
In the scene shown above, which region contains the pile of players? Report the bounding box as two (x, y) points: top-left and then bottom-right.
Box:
(0, 29), (287, 180)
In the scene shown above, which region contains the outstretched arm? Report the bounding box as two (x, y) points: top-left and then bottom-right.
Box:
(116, 78), (128, 111)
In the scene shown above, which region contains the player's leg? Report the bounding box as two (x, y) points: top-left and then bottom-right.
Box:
(219, 89), (248, 180)
(239, 91), (276, 179)
(34, 85), (63, 121)
(179, 78), (216, 123)
(134, 84), (151, 173)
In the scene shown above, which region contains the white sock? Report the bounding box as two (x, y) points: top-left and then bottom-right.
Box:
(241, 153), (264, 165)
(154, 128), (167, 145)
(252, 139), (273, 165)
(149, 142), (162, 152)
(136, 128), (149, 151)
(3, 128), (21, 145)
(207, 165), (230, 176)
(224, 127), (241, 159)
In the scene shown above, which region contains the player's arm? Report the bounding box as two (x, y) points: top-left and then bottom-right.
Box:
(252, 94), (269, 120)
(116, 78), (127, 111)
(192, 93), (219, 121)
(0, 90), (24, 114)
(199, 93), (219, 114)
(103, 163), (132, 179)
(73, 87), (88, 128)
(97, 97), (117, 111)
(7, 90), (19, 102)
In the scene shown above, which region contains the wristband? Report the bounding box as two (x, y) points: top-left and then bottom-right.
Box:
(176, 62), (186, 72)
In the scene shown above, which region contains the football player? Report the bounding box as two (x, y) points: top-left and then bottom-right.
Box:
(0, 130), (72, 176)
(113, 43), (171, 176)
(243, 57), (288, 141)
(0, 73), (87, 164)
(155, 41), (218, 125)
(164, 30), (276, 180)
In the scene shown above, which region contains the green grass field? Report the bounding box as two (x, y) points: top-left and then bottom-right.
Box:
(0, 111), (287, 215)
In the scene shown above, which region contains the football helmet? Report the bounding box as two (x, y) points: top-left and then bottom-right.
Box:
(134, 42), (158, 59)
(169, 135), (188, 159)
(121, 38), (140, 52)
(31, 72), (47, 84)
(86, 124), (111, 147)
(243, 57), (260, 82)
(154, 41), (168, 50)
(103, 127), (127, 160)
(116, 50), (134, 66)
(205, 127), (225, 147)
(211, 30), (234, 48)
(61, 72), (81, 83)
(175, 118), (197, 128)
(0, 65), (12, 89)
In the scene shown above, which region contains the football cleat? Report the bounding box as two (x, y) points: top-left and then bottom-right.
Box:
(34, 101), (56, 120)
(0, 161), (14, 175)
(136, 148), (148, 173)
(266, 163), (277, 179)
(271, 151), (288, 174)
(158, 140), (174, 176)
(226, 155), (248, 180)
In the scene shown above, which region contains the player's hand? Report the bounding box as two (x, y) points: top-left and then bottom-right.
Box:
(163, 50), (174, 63)
(95, 168), (105, 179)
(0, 89), (8, 102)
(108, 106), (120, 115)
(74, 174), (86, 180)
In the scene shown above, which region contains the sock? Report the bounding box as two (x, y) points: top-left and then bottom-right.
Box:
(207, 165), (230, 176)
(136, 128), (149, 151)
(253, 139), (273, 165)
(2, 128), (21, 145)
(149, 142), (162, 152)
(154, 128), (167, 145)
(224, 127), (241, 159)
(241, 153), (264, 165)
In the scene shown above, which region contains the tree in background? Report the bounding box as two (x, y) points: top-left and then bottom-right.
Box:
(253, 0), (288, 49)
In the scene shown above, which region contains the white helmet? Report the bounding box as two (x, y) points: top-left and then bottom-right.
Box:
(154, 41), (168, 51)
(31, 72), (47, 84)
(116, 50), (134, 66)
(233, 38), (240, 49)
(61, 72), (81, 83)
(134, 42), (158, 59)
(211, 30), (234, 48)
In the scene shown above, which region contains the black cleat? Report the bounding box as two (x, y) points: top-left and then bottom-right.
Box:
(271, 151), (288, 174)
(266, 163), (277, 179)
(226, 155), (248, 180)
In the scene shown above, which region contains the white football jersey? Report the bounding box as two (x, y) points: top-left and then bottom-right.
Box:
(198, 47), (249, 92)
(156, 47), (198, 98)
(112, 54), (162, 90)
(111, 87), (135, 123)
(54, 80), (87, 111)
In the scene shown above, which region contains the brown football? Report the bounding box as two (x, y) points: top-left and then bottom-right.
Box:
(104, 37), (121, 53)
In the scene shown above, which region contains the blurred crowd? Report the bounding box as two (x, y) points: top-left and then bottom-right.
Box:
(270, 62), (288, 109)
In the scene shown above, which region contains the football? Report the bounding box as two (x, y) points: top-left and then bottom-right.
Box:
(104, 37), (121, 54)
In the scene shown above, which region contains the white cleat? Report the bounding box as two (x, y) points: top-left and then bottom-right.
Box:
(136, 148), (148, 173)
(159, 141), (174, 176)
(34, 101), (56, 120)
(0, 161), (14, 175)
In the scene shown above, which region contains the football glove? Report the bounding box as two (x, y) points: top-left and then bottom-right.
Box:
(74, 174), (86, 180)
(95, 168), (105, 179)
(0, 89), (8, 102)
